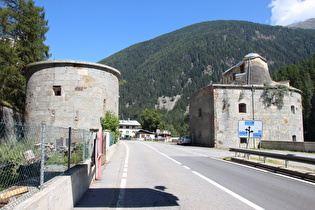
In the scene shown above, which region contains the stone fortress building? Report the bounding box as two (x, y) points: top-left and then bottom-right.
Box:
(24, 60), (120, 130)
(189, 53), (304, 148)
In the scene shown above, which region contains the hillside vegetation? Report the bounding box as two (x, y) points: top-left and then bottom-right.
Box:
(99, 20), (315, 130)
(273, 54), (315, 140)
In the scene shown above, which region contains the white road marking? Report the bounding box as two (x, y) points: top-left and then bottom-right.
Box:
(183, 166), (190, 170)
(192, 171), (264, 210)
(177, 144), (315, 186)
(116, 142), (129, 208)
(143, 143), (182, 165)
(215, 155), (315, 186)
(120, 178), (127, 188)
(141, 141), (264, 210)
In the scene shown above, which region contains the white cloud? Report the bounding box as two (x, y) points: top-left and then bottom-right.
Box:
(269, 0), (315, 25)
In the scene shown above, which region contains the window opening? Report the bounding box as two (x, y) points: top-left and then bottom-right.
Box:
(240, 138), (247, 144)
(239, 103), (246, 113)
(198, 108), (202, 117)
(291, 105), (295, 114)
(240, 63), (245, 73)
(292, 135), (296, 142)
(53, 86), (61, 96)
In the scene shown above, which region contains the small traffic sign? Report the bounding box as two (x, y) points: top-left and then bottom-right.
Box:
(238, 120), (263, 138)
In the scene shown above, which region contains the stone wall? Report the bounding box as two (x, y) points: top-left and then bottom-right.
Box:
(222, 54), (271, 85)
(260, 140), (315, 152)
(24, 60), (120, 130)
(189, 86), (215, 146)
(213, 85), (303, 148)
(0, 105), (23, 123)
(190, 84), (304, 148)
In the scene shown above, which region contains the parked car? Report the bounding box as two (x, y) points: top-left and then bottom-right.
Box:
(177, 136), (191, 145)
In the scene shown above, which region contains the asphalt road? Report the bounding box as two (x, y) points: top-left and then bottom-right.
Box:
(75, 140), (315, 210)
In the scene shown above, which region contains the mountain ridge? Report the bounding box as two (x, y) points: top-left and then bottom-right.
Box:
(287, 18), (315, 30)
(99, 20), (315, 125)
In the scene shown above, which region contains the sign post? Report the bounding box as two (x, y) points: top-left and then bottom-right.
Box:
(238, 120), (263, 148)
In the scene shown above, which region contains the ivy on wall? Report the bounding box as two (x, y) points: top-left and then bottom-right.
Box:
(260, 83), (289, 110)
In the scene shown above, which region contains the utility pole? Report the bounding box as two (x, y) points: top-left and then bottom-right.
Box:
(245, 126), (253, 149)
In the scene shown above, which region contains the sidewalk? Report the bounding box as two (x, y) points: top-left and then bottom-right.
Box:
(74, 141), (126, 209)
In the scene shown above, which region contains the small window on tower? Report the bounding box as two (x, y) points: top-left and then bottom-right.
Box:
(53, 86), (62, 96)
(240, 138), (247, 144)
(240, 63), (245, 73)
(292, 135), (296, 142)
(198, 108), (202, 117)
(239, 103), (246, 113)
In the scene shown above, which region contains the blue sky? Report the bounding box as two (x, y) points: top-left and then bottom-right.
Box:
(34, 0), (315, 63)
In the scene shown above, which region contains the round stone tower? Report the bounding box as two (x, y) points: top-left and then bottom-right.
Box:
(222, 53), (272, 85)
(24, 60), (120, 130)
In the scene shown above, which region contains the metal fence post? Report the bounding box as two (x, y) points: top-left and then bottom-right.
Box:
(67, 127), (72, 172)
(40, 122), (46, 189)
(83, 129), (86, 161)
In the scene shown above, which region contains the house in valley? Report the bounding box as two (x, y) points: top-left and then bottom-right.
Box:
(119, 119), (141, 139)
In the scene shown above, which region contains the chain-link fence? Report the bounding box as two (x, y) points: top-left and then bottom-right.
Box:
(0, 121), (96, 209)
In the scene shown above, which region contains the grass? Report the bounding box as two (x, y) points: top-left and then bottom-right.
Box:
(240, 155), (315, 172)
(249, 156), (283, 165)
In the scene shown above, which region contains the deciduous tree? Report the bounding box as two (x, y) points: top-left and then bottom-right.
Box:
(140, 109), (162, 132)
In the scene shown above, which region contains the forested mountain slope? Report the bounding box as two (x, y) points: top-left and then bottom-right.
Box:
(99, 20), (315, 124)
(272, 54), (315, 140)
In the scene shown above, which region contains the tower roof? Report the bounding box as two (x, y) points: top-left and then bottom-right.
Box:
(243, 53), (267, 62)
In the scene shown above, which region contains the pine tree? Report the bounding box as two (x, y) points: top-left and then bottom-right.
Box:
(0, 0), (50, 110)
(0, 2), (22, 108)
(8, 0), (50, 69)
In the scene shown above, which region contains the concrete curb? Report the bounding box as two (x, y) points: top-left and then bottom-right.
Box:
(12, 161), (95, 210)
(231, 157), (315, 181)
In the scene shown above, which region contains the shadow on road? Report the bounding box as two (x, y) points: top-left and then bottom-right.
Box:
(75, 187), (179, 208)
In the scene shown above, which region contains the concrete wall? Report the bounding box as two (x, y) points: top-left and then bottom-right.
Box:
(13, 160), (95, 210)
(260, 140), (315, 152)
(106, 142), (118, 163)
(13, 143), (119, 210)
(24, 60), (120, 130)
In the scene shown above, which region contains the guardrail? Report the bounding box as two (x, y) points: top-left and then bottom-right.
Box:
(229, 147), (315, 168)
